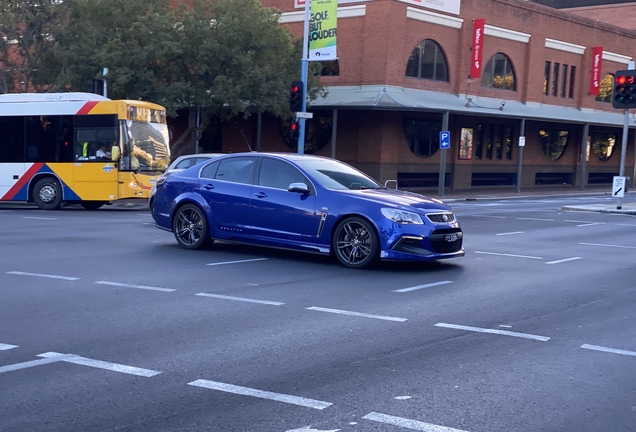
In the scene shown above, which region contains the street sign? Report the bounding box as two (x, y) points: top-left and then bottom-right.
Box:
(519, 136), (526, 147)
(295, 112), (313, 119)
(613, 176), (626, 198)
(439, 131), (450, 149)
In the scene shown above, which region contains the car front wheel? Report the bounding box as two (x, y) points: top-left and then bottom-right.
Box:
(333, 216), (379, 269)
(172, 204), (212, 250)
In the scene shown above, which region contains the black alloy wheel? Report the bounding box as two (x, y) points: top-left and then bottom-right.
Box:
(172, 204), (212, 250)
(333, 216), (379, 269)
(32, 177), (63, 210)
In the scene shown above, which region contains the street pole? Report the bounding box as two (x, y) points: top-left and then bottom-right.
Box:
(579, 123), (589, 191)
(617, 108), (629, 209)
(438, 111), (449, 196)
(297, 0), (311, 154)
(516, 118), (525, 193)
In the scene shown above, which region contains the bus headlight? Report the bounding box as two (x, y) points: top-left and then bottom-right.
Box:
(129, 182), (138, 188)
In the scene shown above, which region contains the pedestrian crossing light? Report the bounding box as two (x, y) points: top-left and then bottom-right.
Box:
(290, 120), (300, 140)
(289, 80), (304, 112)
(612, 70), (636, 109)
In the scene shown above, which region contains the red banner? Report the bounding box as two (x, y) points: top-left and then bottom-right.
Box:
(470, 19), (485, 79)
(590, 46), (603, 95)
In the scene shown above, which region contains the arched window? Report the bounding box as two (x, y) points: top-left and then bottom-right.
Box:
(481, 53), (516, 91)
(596, 73), (613, 103)
(405, 39), (449, 82)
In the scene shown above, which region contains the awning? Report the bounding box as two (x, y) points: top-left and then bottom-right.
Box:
(310, 85), (635, 128)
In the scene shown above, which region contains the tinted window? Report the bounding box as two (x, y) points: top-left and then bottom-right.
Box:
(26, 115), (73, 162)
(259, 158), (308, 190)
(296, 159), (381, 190)
(200, 161), (220, 179)
(175, 157), (196, 169)
(215, 157), (255, 184)
(74, 114), (117, 128)
(195, 157), (212, 164)
(0, 117), (25, 162)
(75, 127), (118, 161)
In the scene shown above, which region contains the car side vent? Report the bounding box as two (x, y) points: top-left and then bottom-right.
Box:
(426, 212), (455, 223)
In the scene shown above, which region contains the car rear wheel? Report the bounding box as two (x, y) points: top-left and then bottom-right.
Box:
(333, 216), (379, 269)
(173, 204), (212, 250)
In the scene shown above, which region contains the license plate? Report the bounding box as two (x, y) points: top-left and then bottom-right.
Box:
(444, 234), (458, 242)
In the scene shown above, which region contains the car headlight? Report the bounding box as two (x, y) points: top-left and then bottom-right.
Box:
(381, 208), (424, 224)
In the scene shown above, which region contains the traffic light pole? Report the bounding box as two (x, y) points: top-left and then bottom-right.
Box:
(297, 0), (311, 155)
(617, 108), (629, 209)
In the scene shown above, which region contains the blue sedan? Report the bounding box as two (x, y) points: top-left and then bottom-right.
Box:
(152, 153), (464, 269)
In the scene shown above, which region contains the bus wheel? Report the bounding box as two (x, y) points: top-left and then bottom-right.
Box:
(80, 202), (104, 210)
(33, 178), (63, 210)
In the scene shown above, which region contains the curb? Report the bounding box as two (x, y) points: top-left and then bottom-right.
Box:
(561, 206), (636, 215)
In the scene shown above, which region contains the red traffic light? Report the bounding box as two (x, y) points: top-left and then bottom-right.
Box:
(291, 122), (299, 131)
(291, 85), (299, 92)
(617, 75), (627, 85)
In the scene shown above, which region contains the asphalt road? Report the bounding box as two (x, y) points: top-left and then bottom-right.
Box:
(1, 193), (635, 432)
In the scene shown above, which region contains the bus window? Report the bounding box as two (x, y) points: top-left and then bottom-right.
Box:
(26, 115), (73, 162)
(0, 117), (25, 162)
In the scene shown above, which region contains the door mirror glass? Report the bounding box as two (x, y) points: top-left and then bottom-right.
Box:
(288, 182), (310, 194)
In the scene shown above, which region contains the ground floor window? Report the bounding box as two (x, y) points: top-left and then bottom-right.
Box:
(403, 119), (441, 158)
(591, 133), (616, 161)
(539, 129), (569, 161)
(474, 123), (513, 160)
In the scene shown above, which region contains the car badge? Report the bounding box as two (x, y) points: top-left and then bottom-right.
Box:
(102, 164), (115, 173)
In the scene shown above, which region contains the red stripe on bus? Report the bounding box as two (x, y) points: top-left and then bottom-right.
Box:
(2, 163), (45, 200)
(76, 101), (99, 115)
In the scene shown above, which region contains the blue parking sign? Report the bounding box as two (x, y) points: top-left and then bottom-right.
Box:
(440, 131), (450, 149)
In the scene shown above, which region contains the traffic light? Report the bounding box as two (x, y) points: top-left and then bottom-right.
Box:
(612, 70), (636, 109)
(289, 80), (304, 112)
(290, 120), (300, 140)
(87, 78), (105, 96)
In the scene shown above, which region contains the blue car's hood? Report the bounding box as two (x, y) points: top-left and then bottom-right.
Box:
(340, 188), (452, 211)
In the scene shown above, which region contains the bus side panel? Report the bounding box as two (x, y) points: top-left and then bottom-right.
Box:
(0, 163), (27, 201)
(61, 162), (118, 201)
(118, 172), (155, 199)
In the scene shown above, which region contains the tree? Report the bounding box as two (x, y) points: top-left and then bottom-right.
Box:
(0, 0), (69, 93)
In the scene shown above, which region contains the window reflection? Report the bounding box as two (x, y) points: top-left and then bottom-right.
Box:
(539, 129), (569, 161)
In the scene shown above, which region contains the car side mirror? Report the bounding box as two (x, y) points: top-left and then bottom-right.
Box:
(111, 146), (121, 161)
(288, 182), (310, 194)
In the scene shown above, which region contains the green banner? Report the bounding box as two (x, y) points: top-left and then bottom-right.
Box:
(308, 0), (337, 61)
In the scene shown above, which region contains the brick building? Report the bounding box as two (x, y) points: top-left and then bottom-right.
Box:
(209, 0), (636, 191)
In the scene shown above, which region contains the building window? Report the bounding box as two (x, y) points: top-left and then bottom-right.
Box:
(481, 53), (515, 91)
(405, 39), (449, 82)
(475, 123), (513, 160)
(561, 65), (568, 98)
(591, 133), (616, 161)
(569, 66), (576, 99)
(544, 62), (551, 96)
(320, 60), (339, 76)
(539, 129), (569, 161)
(596, 73), (614, 103)
(403, 118), (441, 158)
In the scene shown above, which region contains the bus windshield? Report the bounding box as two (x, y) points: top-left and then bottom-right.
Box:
(120, 120), (171, 173)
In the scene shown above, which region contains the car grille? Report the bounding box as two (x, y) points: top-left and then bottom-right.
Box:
(426, 212), (455, 223)
(429, 228), (463, 254)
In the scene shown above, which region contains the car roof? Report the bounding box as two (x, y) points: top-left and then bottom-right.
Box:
(216, 152), (333, 162)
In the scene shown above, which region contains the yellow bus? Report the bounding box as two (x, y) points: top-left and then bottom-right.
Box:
(0, 92), (170, 209)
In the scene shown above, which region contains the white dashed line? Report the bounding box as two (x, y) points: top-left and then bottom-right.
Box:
(393, 281), (454, 293)
(471, 215), (507, 218)
(7, 271), (80, 281)
(363, 412), (470, 432)
(207, 258), (268, 266)
(545, 257), (583, 265)
(0, 355), (74, 374)
(580, 344), (636, 357)
(95, 281), (175, 292)
(617, 223), (636, 227)
(0, 343), (18, 351)
(516, 217), (555, 221)
(435, 323), (550, 341)
(576, 222), (605, 227)
(195, 293), (284, 306)
(22, 216), (57, 220)
(37, 352), (161, 377)
(496, 231), (525, 236)
(474, 251), (543, 260)
(580, 242), (636, 250)
(306, 306), (407, 322)
(188, 379), (333, 410)
(564, 219), (596, 223)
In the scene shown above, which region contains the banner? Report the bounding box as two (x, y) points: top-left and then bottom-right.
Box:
(470, 19), (485, 79)
(309, 0), (338, 61)
(590, 46), (603, 95)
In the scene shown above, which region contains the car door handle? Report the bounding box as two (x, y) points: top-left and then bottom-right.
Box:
(254, 192), (267, 198)
(203, 184), (215, 190)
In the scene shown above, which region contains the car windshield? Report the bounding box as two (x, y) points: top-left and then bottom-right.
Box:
(296, 159), (382, 190)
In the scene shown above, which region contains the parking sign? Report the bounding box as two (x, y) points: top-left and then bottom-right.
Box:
(440, 131), (450, 149)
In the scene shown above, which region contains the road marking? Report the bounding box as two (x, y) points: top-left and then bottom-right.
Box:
(565, 219), (594, 223)
(37, 352), (161, 377)
(95, 281), (175, 292)
(474, 251), (543, 260)
(471, 215), (507, 218)
(0, 355), (75, 374)
(188, 379), (333, 410)
(393, 281), (454, 293)
(435, 323), (550, 341)
(0, 343), (18, 351)
(546, 257), (583, 265)
(581, 344), (636, 357)
(142, 222), (155, 225)
(516, 217), (555, 221)
(306, 306), (407, 322)
(617, 223), (636, 227)
(22, 216), (57, 220)
(580, 242), (636, 250)
(137, 214), (150, 216)
(495, 231), (524, 236)
(207, 258), (268, 266)
(7, 271), (80, 281)
(363, 412), (470, 432)
(195, 293), (284, 306)
(577, 222), (605, 227)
